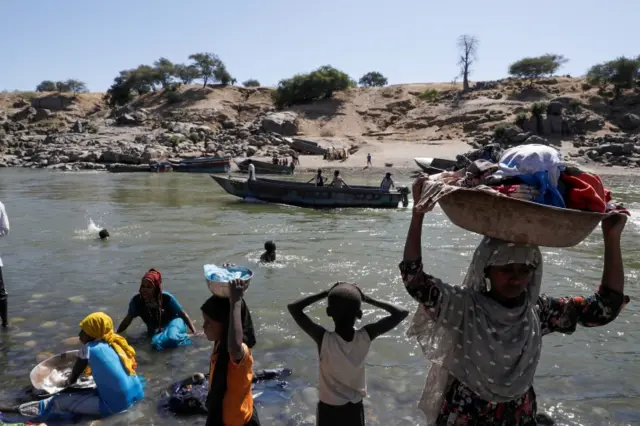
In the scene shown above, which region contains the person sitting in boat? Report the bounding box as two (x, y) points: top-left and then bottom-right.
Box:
(117, 269), (197, 351)
(260, 240), (276, 263)
(380, 173), (395, 192)
(3, 312), (144, 421)
(247, 160), (256, 181)
(308, 169), (326, 187)
(329, 170), (349, 188)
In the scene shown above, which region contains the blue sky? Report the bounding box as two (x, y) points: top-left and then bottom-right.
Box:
(2, 0), (638, 92)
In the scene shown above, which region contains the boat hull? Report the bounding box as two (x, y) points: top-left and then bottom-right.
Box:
(235, 159), (293, 175)
(211, 176), (408, 209)
(414, 157), (457, 174)
(173, 156), (231, 173)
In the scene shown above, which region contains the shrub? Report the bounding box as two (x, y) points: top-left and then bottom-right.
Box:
(243, 79), (260, 87)
(569, 99), (582, 112)
(272, 65), (354, 108)
(515, 112), (528, 126)
(586, 56), (639, 98)
(493, 123), (511, 138)
(358, 71), (388, 87)
(508, 54), (568, 82)
(530, 102), (548, 116)
(581, 82), (592, 91)
(417, 89), (440, 102)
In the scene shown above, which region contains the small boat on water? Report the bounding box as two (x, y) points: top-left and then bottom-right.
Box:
(211, 176), (409, 209)
(235, 159), (294, 175)
(414, 157), (458, 175)
(171, 156), (231, 173)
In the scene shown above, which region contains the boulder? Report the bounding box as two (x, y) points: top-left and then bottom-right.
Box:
(546, 101), (564, 116)
(261, 112), (298, 136)
(620, 113), (640, 131)
(31, 95), (75, 111)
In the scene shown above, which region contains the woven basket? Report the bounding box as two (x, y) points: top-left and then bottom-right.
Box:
(438, 188), (609, 248)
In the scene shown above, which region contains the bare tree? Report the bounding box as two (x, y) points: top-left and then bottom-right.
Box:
(457, 35), (479, 91)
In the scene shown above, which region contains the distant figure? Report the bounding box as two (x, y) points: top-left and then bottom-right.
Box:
(272, 155), (278, 165)
(99, 229), (110, 240)
(248, 160), (256, 181)
(0, 200), (9, 328)
(380, 173), (395, 192)
(260, 241), (276, 263)
(330, 170), (349, 188)
(291, 153), (299, 166)
(366, 153), (372, 167)
(308, 169), (325, 187)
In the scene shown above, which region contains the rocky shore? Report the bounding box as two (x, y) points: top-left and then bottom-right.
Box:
(1, 79), (640, 172)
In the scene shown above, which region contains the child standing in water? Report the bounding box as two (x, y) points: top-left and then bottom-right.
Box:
(287, 282), (409, 426)
(260, 241), (276, 263)
(201, 279), (260, 426)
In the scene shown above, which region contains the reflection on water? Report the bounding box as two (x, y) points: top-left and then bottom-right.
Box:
(0, 169), (638, 425)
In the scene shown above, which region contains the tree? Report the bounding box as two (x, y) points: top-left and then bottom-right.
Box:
(586, 57), (640, 98)
(36, 80), (58, 92)
(65, 79), (88, 94)
(188, 52), (222, 87)
(55, 81), (71, 92)
(508, 54), (568, 83)
(273, 65), (355, 108)
(153, 57), (176, 88)
(174, 64), (200, 85)
(213, 64), (233, 85)
(457, 35), (479, 91)
(358, 71), (388, 87)
(243, 79), (260, 87)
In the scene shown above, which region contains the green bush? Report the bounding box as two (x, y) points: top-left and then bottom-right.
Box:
(514, 112), (528, 126)
(272, 65), (354, 108)
(243, 79), (260, 87)
(508, 54), (568, 82)
(358, 71), (388, 87)
(493, 123), (511, 138)
(569, 99), (582, 112)
(586, 56), (640, 98)
(530, 102), (548, 116)
(417, 89), (440, 102)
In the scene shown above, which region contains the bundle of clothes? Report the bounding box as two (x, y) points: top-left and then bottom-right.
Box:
(434, 143), (629, 215)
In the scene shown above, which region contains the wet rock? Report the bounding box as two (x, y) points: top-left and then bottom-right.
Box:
(261, 111), (298, 136)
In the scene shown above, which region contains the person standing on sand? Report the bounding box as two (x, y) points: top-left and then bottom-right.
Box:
(366, 153), (372, 168)
(0, 200), (9, 328)
(247, 160), (256, 181)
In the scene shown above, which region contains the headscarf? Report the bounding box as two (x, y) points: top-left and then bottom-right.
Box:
(141, 268), (163, 326)
(79, 312), (137, 376)
(407, 237), (543, 425)
(201, 295), (256, 426)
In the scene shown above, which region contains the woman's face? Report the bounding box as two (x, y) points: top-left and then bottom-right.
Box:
(487, 263), (535, 301)
(139, 279), (155, 301)
(78, 330), (94, 344)
(202, 312), (224, 342)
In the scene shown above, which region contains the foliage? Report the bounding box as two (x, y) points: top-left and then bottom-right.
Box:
(65, 79), (88, 94)
(530, 102), (548, 116)
(515, 112), (528, 126)
(272, 65), (355, 108)
(358, 71), (388, 87)
(213, 64), (233, 85)
(36, 79), (88, 94)
(35, 80), (57, 92)
(493, 123), (514, 138)
(153, 57), (176, 88)
(174, 64), (200, 85)
(188, 52), (223, 87)
(417, 89), (440, 102)
(569, 98), (582, 112)
(457, 35), (479, 91)
(243, 79), (260, 87)
(586, 56), (640, 98)
(508, 54), (568, 82)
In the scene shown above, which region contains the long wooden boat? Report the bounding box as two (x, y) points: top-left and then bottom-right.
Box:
(291, 138), (327, 155)
(235, 159), (294, 175)
(414, 157), (458, 174)
(211, 176), (409, 209)
(171, 156), (231, 173)
(106, 164), (150, 173)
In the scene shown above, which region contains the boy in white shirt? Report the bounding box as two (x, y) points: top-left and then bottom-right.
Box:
(0, 201), (9, 327)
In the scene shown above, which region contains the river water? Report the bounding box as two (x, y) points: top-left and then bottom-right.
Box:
(0, 169), (638, 426)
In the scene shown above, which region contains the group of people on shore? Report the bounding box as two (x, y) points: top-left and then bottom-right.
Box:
(0, 172), (631, 426)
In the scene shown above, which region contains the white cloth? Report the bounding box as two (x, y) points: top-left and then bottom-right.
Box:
(79, 344), (90, 360)
(491, 144), (564, 187)
(0, 201), (9, 267)
(319, 328), (371, 405)
(248, 163), (256, 181)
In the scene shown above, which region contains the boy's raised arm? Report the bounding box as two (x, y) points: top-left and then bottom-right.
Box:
(362, 295), (409, 341)
(287, 290), (329, 348)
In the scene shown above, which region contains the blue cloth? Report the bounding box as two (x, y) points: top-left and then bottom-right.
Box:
(82, 341), (144, 416)
(517, 171), (566, 208)
(151, 317), (191, 351)
(204, 264), (252, 282)
(128, 291), (184, 333)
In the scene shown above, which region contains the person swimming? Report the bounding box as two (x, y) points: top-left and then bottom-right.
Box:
(99, 229), (110, 240)
(260, 241), (276, 263)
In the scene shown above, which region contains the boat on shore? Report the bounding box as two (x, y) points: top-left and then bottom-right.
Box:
(211, 176), (409, 209)
(106, 164), (150, 173)
(235, 159), (294, 175)
(171, 156), (231, 173)
(291, 138), (327, 155)
(414, 157), (458, 174)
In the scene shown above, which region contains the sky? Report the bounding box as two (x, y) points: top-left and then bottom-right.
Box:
(1, 0), (638, 92)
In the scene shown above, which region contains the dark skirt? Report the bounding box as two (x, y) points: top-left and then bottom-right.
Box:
(317, 400), (364, 426)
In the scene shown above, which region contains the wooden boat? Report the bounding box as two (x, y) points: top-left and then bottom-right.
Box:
(414, 157), (458, 174)
(150, 161), (173, 173)
(211, 176), (409, 209)
(171, 156), (231, 173)
(106, 164), (150, 173)
(291, 138), (327, 155)
(235, 159), (294, 175)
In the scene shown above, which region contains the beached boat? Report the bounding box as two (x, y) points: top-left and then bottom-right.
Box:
(291, 138), (327, 155)
(211, 176), (409, 209)
(106, 164), (150, 173)
(414, 157), (457, 174)
(171, 156), (231, 173)
(235, 159), (294, 175)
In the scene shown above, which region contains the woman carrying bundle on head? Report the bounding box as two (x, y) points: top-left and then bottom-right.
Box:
(2, 312), (144, 421)
(117, 268), (197, 351)
(400, 176), (629, 425)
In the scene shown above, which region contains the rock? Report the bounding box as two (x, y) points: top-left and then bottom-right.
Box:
(546, 101), (564, 116)
(261, 112), (298, 136)
(620, 113), (640, 131)
(12, 107), (37, 121)
(245, 145), (258, 156)
(31, 94), (74, 111)
(71, 120), (86, 133)
(596, 144), (625, 156)
(524, 135), (549, 145)
(222, 120), (236, 129)
(546, 115), (563, 134)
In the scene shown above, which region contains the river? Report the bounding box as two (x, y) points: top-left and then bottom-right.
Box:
(0, 169), (638, 426)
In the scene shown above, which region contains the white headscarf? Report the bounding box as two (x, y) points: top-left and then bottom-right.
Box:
(407, 237), (543, 425)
